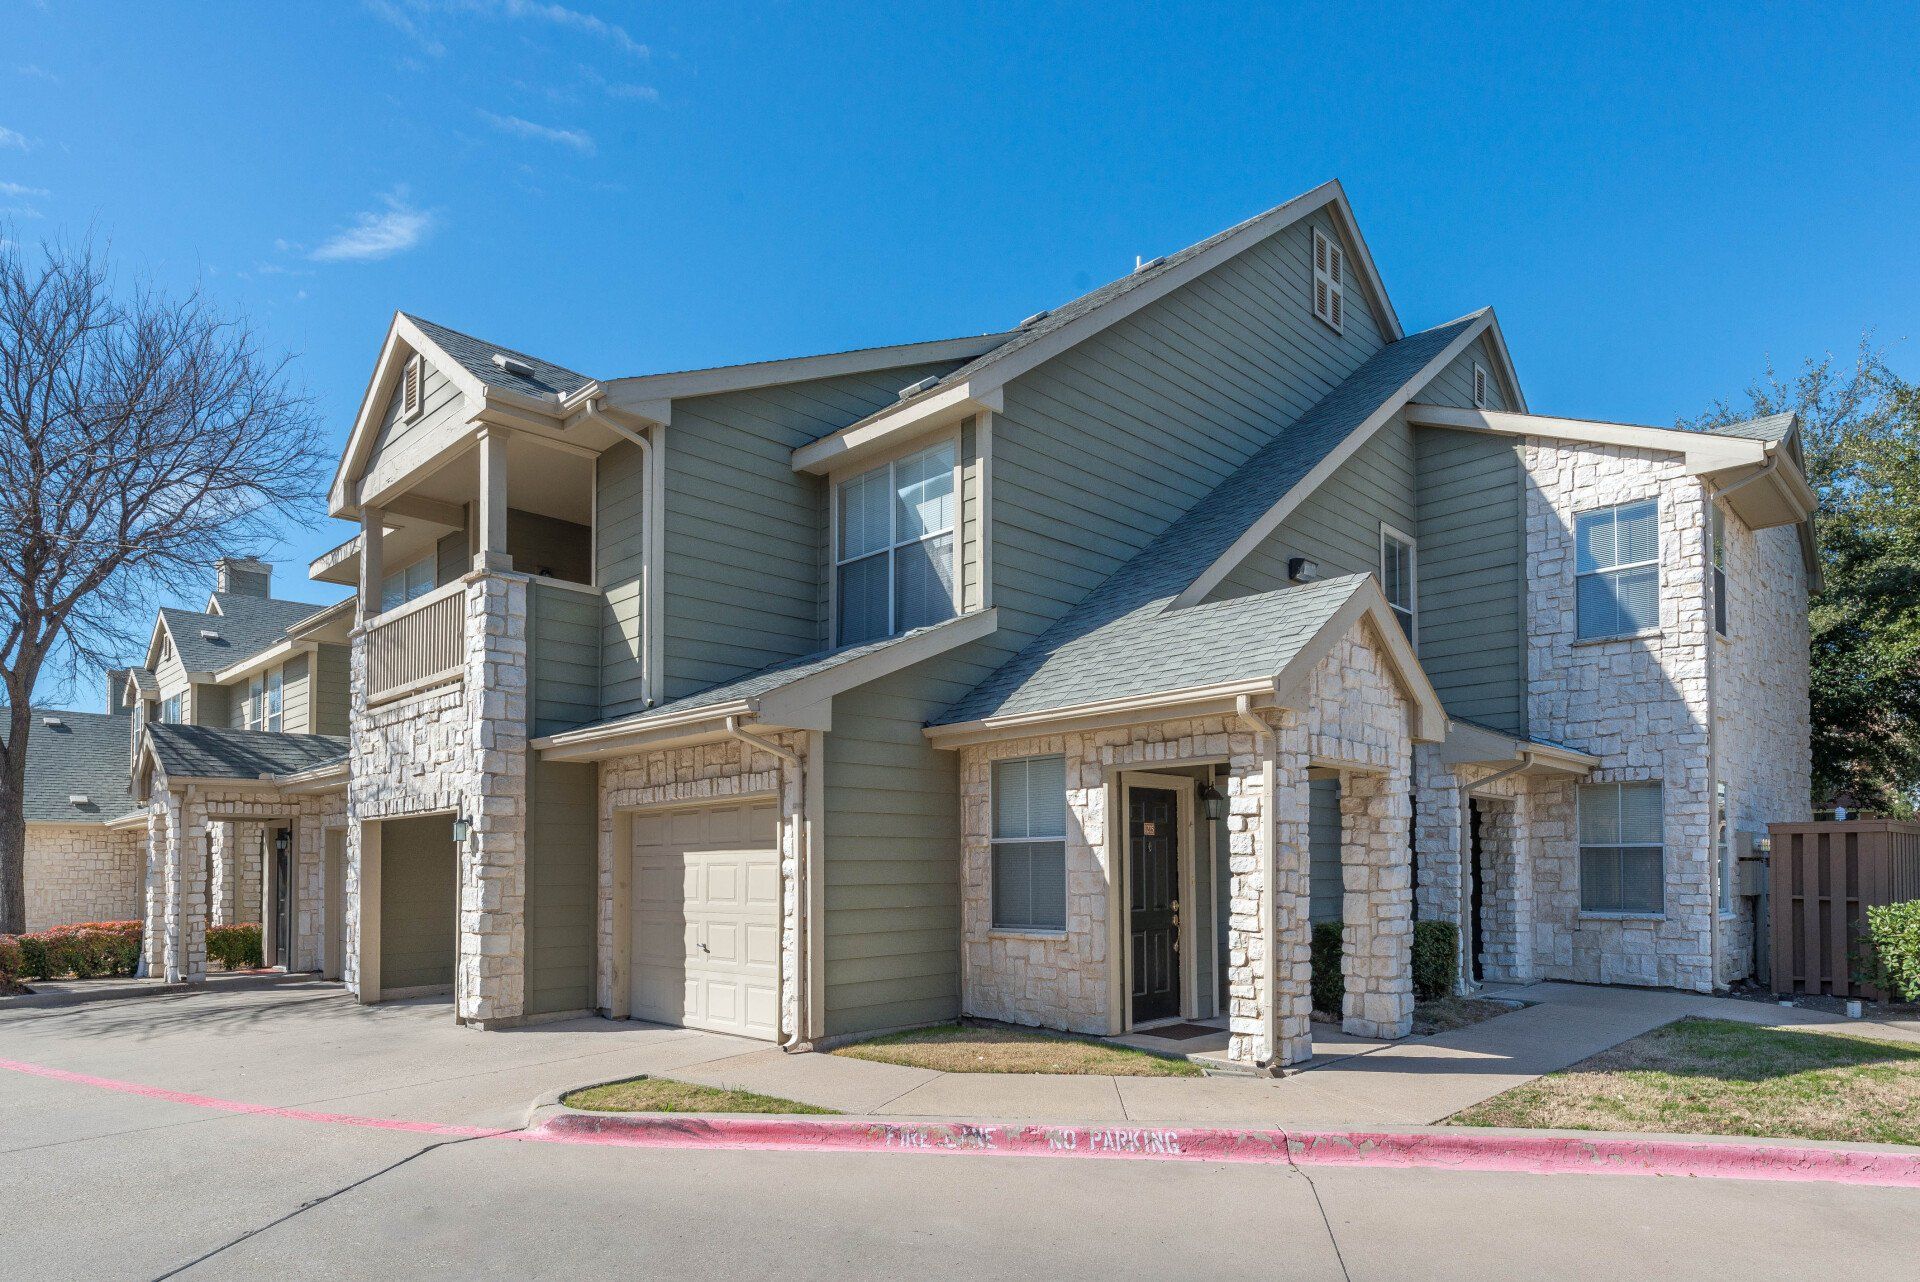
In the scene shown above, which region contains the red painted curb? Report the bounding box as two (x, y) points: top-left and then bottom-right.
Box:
(531, 1113), (1920, 1188)
(9, 1055), (1918, 1188)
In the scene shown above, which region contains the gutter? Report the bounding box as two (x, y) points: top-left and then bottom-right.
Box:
(536, 699), (757, 761)
(723, 715), (810, 1051)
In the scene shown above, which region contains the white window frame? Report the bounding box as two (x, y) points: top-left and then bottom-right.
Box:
(1472, 361), (1489, 409)
(381, 555), (437, 614)
(1311, 227), (1345, 334)
(160, 694), (182, 724)
(402, 353), (424, 421)
(265, 666), (283, 733)
(1716, 781), (1733, 915)
(1379, 522), (1417, 645)
(244, 673), (263, 730)
(1711, 505), (1728, 637)
(1578, 781), (1666, 916)
(1575, 499), (1661, 641)
(988, 753), (1068, 934)
(829, 434), (963, 647)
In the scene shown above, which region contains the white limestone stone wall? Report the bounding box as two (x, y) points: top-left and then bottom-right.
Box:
(1525, 439), (1715, 991)
(1711, 505), (1813, 983)
(23, 823), (145, 930)
(596, 732), (808, 1040)
(1412, 759), (1533, 987)
(345, 571), (529, 1023)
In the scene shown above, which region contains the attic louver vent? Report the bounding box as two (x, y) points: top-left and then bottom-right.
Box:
(1472, 362), (1488, 409)
(402, 354), (423, 420)
(898, 375), (941, 399)
(491, 353), (536, 378)
(1018, 310), (1050, 328)
(1312, 228), (1345, 334)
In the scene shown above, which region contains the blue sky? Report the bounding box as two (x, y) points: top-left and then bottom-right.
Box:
(6, 0), (1917, 705)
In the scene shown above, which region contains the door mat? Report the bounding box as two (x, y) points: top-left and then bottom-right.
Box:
(1138, 1023), (1225, 1041)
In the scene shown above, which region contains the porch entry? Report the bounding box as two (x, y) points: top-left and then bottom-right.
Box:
(378, 814), (458, 995)
(1123, 772), (1198, 1028)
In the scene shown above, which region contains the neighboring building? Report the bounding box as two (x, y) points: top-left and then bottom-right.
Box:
(55, 180), (1816, 1073)
(5, 701), (145, 931)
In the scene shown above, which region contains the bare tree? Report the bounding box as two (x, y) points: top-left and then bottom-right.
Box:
(0, 239), (322, 932)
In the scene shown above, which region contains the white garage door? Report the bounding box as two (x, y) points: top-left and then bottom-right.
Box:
(629, 802), (780, 1040)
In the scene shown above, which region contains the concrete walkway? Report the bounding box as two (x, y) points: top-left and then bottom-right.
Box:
(667, 982), (1920, 1126)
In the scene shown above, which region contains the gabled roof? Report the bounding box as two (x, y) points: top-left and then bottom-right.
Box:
(929, 576), (1443, 743)
(1, 709), (141, 823)
(792, 180), (1424, 475)
(143, 723), (348, 782)
(1706, 411), (1797, 443)
(937, 318), (1486, 729)
(401, 313), (594, 402)
(154, 595), (327, 677)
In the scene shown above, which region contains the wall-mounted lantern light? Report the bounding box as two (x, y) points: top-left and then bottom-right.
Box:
(1198, 783), (1228, 823)
(451, 816), (472, 843)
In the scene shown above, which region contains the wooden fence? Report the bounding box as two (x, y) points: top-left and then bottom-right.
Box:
(1769, 819), (1920, 1000)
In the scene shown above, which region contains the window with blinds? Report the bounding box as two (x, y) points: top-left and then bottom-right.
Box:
(1312, 228), (1344, 333)
(1575, 499), (1659, 639)
(835, 439), (958, 646)
(1579, 781), (1664, 914)
(1380, 524), (1416, 643)
(991, 754), (1067, 931)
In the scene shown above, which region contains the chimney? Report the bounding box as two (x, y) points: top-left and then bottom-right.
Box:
(107, 669), (131, 716)
(215, 557), (272, 598)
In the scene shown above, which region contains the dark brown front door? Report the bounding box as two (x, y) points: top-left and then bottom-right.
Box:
(1129, 786), (1181, 1024)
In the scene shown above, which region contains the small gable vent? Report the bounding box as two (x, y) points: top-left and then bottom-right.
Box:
(1472, 362), (1489, 409)
(898, 374), (941, 400)
(1312, 228), (1344, 334)
(491, 353), (536, 378)
(1018, 310), (1050, 329)
(402, 353), (424, 420)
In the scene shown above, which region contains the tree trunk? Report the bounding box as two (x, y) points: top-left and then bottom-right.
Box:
(0, 706), (28, 934)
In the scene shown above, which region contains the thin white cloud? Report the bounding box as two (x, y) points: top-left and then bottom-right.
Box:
(480, 110), (595, 155)
(364, 0), (446, 56)
(16, 65), (60, 84)
(310, 189), (436, 263)
(368, 1), (647, 59)
(0, 126), (30, 152)
(497, 0), (647, 58)
(0, 181), (49, 199)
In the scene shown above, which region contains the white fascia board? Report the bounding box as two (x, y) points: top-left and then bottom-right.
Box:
(791, 383), (1002, 475)
(275, 761), (349, 793)
(924, 677), (1281, 748)
(757, 608), (1000, 726)
(1267, 578), (1447, 742)
(330, 314), (494, 518)
(536, 701), (758, 762)
(1405, 404), (1765, 473)
(601, 333), (1011, 415)
(1173, 311), (1494, 609)
(212, 638), (317, 686)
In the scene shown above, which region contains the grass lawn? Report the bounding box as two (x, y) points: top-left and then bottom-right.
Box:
(562, 1075), (837, 1115)
(832, 1023), (1204, 1077)
(1452, 1016), (1920, 1145)
(1412, 996), (1514, 1036)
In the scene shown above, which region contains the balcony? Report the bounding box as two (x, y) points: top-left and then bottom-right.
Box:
(365, 580), (465, 704)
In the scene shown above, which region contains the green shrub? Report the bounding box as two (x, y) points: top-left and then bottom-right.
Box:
(8, 921), (142, 980)
(1412, 919), (1459, 1002)
(207, 923), (264, 971)
(0, 934), (24, 984)
(1311, 920), (1345, 1014)
(1866, 900), (1920, 1002)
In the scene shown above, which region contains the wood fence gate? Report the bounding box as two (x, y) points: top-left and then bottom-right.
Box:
(1769, 820), (1920, 999)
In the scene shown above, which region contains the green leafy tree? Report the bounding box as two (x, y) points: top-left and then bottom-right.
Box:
(1687, 340), (1920, 812)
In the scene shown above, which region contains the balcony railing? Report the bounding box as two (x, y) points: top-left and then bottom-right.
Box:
(365, 581), (465, 704)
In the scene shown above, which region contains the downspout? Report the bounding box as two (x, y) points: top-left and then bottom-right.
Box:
(574, 396), (661, 708)
(1234, 695), (1282, 1074)
(1459, 751), (1536, 993)
(724, 715), (808, 1050)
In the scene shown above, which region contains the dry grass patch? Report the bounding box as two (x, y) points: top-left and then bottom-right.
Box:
(832, 1023), (1203, 1077)
(1452, 1017), (1920, 1145)
(563, 1075), (836, 1115)
(1413, 996), (1514, 1036)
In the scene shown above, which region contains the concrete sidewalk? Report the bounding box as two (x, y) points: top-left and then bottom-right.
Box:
(664, 982), (1920, 1126)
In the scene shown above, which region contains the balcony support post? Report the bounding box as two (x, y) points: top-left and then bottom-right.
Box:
(477, 425), (512, 572)
(358, 505), (384, 624)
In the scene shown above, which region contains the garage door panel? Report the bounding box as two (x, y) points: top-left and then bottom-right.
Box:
(629, 802), (779, 1040)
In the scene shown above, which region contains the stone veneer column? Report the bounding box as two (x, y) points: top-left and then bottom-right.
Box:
(1339, 768), (1413, 1039)
(160, 788), (209, 984)
(143, 804), (166, 975)
(457, 570), (529, 1024)
(1412, 745), (1463, 926)
(1226, 711), (1313, 1069)
(1475, 795), (1532, 984)
(207, 821), (234, 926)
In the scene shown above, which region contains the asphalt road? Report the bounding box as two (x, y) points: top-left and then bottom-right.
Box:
(3, 984), (1917, 1280)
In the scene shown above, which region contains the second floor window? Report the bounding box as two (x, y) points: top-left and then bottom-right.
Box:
(1575, 499), (1658, 640)
(160, 694), (182, 724)
(836, 440), (957, 646)
(381, 557), (436, 613)
(1711, 507), (1728, 636)
(245, 668), (283, 732)
(1380, 524), (1416, 642)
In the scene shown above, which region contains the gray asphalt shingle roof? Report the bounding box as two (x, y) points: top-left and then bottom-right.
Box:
(160, 595), (327, 675)
(937, 316), (1477, 725)
(1704, 412), (1797, 443)
(2, 709), (140, 822)
(146, 723), (347, 781)
(404, 313), (594, 402)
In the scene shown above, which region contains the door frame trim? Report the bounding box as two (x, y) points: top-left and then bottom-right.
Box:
(1118, 771), (1199, 1032)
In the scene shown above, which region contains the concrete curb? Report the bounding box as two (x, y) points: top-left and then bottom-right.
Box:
(0, 972), (331, 1011)
(530, 1113), (1920, 1188)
